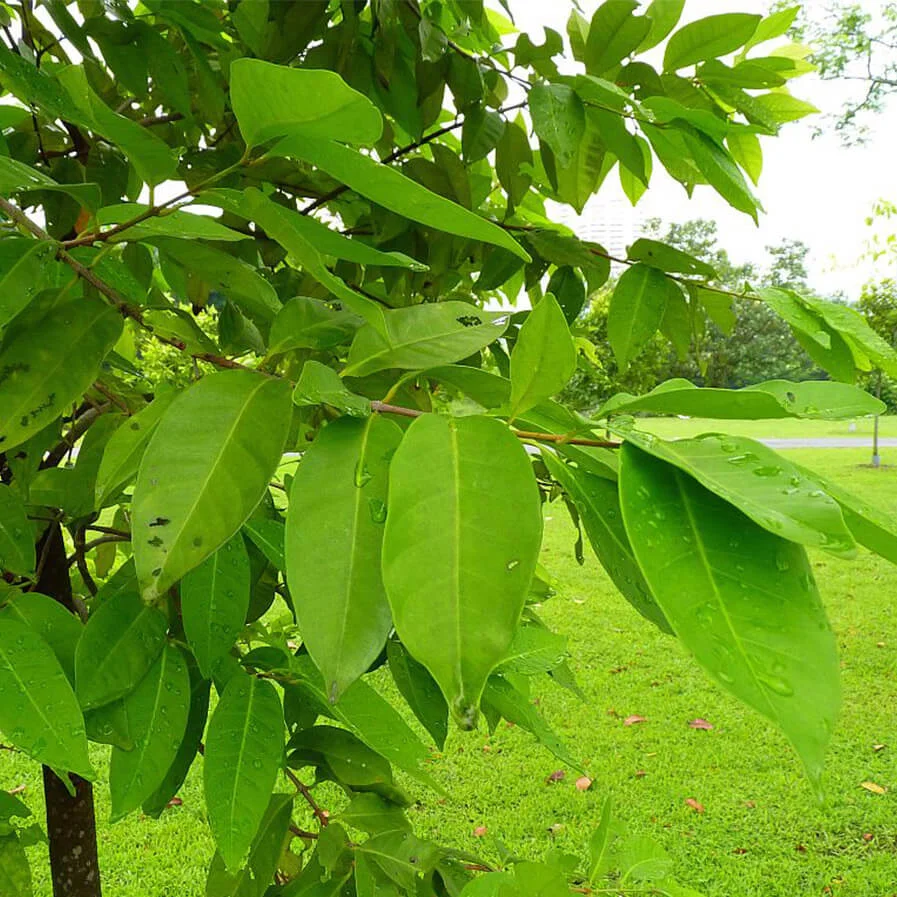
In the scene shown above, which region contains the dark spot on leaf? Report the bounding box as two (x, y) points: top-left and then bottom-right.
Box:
(192, 536), (202, 547)
(148, 536), (164, 547)
(19, 417), (28, 428)
(149, 517), (170, 527)
(786, 391), (796, 403)
(456, 314), (483, 327)
(151, 567), (162, 576)
(130, 422), (141, 431)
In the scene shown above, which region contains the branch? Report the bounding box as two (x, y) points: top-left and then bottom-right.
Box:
(42, 405), (109, 469)
(67, 534), (130, 569)
(370, 402), (621, 448)
(284, 768), (329, 828)
(71, 527), (98, 596)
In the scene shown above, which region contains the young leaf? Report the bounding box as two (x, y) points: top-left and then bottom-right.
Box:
(382, 414), (542, 727)
(204, 673), (284, 871)
(607, 264), (676, 371)
(343, 302), (509, 378)
(0, 618), (93, 779)
(132, 370), (292, 603)
(663, 14), (762, 70)
(387, 639), (449, 750)
(181, 534), (251, 679)
(230, 58), (383, 147)
(75, 590), (168, 710)
(267, 135), (531, 261)
(109, 644), (191, 820)
(619, 445), (840, 794)
(286, 416), (402, 701)
(510, 294), (577, 418)
(0, 293), (123, 452)
(0, 486), (34, 577)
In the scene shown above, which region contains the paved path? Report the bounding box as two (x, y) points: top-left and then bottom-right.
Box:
(760, 438), (897, 449)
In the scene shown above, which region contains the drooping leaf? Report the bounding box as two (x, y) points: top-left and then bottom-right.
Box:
(0, 293), (123, 452)
(109, 644), (191, 820)
(510, 294), (577, 418)
(619, 445), (840, 793)
(286, 416), (402, 701)
(267, 135), (530, 261)
(132, 370), (292, 602)
(204, 673), (284, 871)
(181, 535), (251, 679)
(382, 414), (542, 727)
(0, 486), (34, 577)
(343, 303), (508, 378)
(663, 14), (762, 70)
(0, 618), (93, 779)
(387, 639), (448, 750)
(75, 590), (168, 710)
(230, 58), (383, 147)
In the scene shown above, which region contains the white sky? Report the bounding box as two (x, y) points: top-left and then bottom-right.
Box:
(508, 0), (897, 296)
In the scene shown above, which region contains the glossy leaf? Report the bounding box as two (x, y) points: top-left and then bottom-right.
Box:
(639, 0), (686, 51)
(109, 645), (191, 820)
(596, 378), (885, 420)
(0, 293), (123, 452)
(242, 517), (285, 572)
(96, 204), (247, 242)
(607, 264), (676, 371)
(382, 414), (543, 726)
(292, 361), (371, 418)
(75, 590), (168, 711)
(0, 240), (60, 327)
(387, 639), (448, 750)
(268, 135), (530, 261)
(619, 445), (840, 793)
(286, 416), (402, 700)
(663, 14), (762, 70)
(529, 83), (585, 168)
(204, 673), (284, 871)
(344, 303), (508, 378)
(0, 486), (33, 577)
(496, 625), (568, 676)
(181, 535), (251, 679)
(0, 618), (93, 779)
(542, 451), (671, 633)
(510, 294), (577, 418)
(132, 371), (292, 602)
(230, 58), (382, 147)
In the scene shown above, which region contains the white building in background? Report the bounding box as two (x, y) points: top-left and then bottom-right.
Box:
(551, 190), (648, 261)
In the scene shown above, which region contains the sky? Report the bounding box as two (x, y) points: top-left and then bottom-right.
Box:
(509, 0), (897, 296)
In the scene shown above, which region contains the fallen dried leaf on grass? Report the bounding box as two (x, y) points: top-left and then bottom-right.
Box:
(624, 714), (647, 726)
(685, 798), (705, 814)
(861, 781), (887, 795)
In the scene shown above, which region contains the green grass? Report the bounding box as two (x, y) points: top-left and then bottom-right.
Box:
(5, 430), (897, 896)
(638, 414), (897, 440)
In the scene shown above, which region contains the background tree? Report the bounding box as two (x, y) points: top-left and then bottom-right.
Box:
(1, 4), (897, 897)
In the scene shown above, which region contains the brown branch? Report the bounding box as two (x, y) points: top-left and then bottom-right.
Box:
(67, 534), (131, 569)
(92, 381), (131, 414)
(86, 525), (131, 538)
(42, 405), (109, 469)
(139, 113), (185, 127)
(289, 824), (318, 840)
(284, 768), (329, 828)
(71, 528), (98, 596)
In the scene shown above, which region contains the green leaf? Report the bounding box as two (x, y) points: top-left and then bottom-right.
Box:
(639, 0), (686, 51)
(0, 791), (30, 821)
(382, 414), (542, 727)
(585, 1), (651, 75)
(0, 293), (123, 452)
(0, 240), (61, 328)
(510, 294), (577, 417)
(230, 58), (382, 147)
(541, 451), (671, 634)
(267, 297), (361, 355)
(286, 416), (401, 701)
(109, 644), (191, 820)
(553, 108), (613, 213)
(84, 699), (133, 751)
(150, 239), (281, 324)
(387, 639), (448, 750)
(75, 590), (168, 711)
(616, 428), (855, 556)
(496, 625), (568, 676)
(462, 106), (506, 163)
(181, 535), (251, 679)
(495, 116), (533, 210)
(751, 93), (818, 125)
(0, 592), (82, 684)
(0, 833), (31, 897)
(56, 65), (178, 186)
(132, 370), (292, 602)
(617, 837), (672, 883)
(338, 792), (410, 836)
(0, 618), (93, 779)
(588, 795), (615, 882)
(607, 264), (676, 371)
(267, 135), (530, 261)
(726, 129), (763, 185)
(619, 445), (840, 794)
(529, 83), (585, 168)
(0, 486), (33, 577)
(242, 190), (387, 332)
(204, 673), (284, 871)
(142, 657), (211, 817)
(95, 388), (178, 507)
(96, 204), (248, 242)
(663, 14), (762, 70)
(0, 156), (102, 213)
(596, 378), (885, 420)
(292, 361), (371, 418)
(242, 516), (285, 572)
(744, 6), (800, 52)
(423, 365), (512, 410)
(546, 266), (587, 323)
(343, 303), (508, 378)
(205, 793), (294, 897)
(626, 239), (716, 278)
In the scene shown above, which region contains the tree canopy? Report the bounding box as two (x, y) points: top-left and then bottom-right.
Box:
(2, 3), (897, 897)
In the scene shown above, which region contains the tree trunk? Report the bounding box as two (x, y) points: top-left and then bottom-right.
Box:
(35, 524), (102, 897)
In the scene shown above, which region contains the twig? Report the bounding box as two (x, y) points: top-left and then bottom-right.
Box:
(288, 824), (318, 840)
(86, 525), (131, 538)
(66, 534), (130, 569)
(71, 528), (98, 596)
(284, 768), (329, 828)
(42, 405), (109, 469)
(92, 381), (131, 414)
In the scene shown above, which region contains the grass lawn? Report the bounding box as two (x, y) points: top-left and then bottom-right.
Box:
(4, 422), (897, 896)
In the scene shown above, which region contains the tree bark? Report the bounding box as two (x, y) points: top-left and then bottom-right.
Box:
(35, 523), (102, 897)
